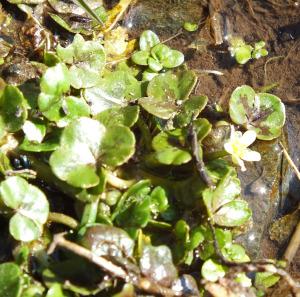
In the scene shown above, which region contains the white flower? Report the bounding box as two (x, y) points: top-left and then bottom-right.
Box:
(224, 126), (261, 171)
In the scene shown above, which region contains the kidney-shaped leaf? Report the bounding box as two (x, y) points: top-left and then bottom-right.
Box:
(57, 34), (105, 89)
(0, 176), (49, 241)
(229, 85), (285, 140)
(50, 117), (105, 188)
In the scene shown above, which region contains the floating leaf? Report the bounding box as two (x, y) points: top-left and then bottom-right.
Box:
(57, 34), (105, 89)
(50, 117), (105, 188)
(151, 44), (184, 68)
(50, 117), (135, 188)
(95, 105), (139, 127)
(147, 71), (197, 101)
(0, 85), (27, 133)
(84, 71), (128, 116)
(99, 125), (135, 167)
(0, 176), (49, 241)
(183, 22), (199, 32)
(229, 85), (285, 140)
(255, 272), (280, 290)
(201, 259), (226, 282)
(139, 30), (160, 51)
(174, 96), (208, 127)
(152, 129), (191, 165)
(0, 263), (22, 297)
(131, 50), (150, 66)
(138, 97), (178, 119)
(139, 245), (177, 287)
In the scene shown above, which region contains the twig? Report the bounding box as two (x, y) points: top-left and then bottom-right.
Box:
(48, 212), (79, 229)
(284, 219), (300, 265)
(161, 29), (183, 44)
(188, 125), (214, 188)
(279, 142), (300, 182)
(48, 233), (181, 296)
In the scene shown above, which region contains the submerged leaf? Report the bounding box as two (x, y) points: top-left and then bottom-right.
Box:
(140, 245), (177, 287)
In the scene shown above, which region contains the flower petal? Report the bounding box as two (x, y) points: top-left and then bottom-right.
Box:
(232, 154), (246, 171)
(241, 148), (261, 162)
(240, 130), (257, 147)
(224, 142), (234, 154)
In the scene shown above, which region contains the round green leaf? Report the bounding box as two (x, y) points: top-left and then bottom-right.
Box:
(139, 30), (160, 51)
(234, 45), (252, 64)
(138, 97), (178, 119)
(183, 22), (199, 32)
(10, 213), (42, 242)
(201, 259), (226, 282)
(50, 118), (105, 188)
(152, 130), (191, 165)
(131, 50), (150, 66)
(0, 86), (27, 132)
(0, 176), (49, 241)
(0, 263), (22, 297)
(95, 105), (139, 128)
(161, 49), (184, 68)
(39, 63), (70, 96)
(148, 57), (163, 72)
(100, 125), (135, 167)
(213, 200), (252, 227)
(57, 34), (106, 89)
(229, 85), (286, 140)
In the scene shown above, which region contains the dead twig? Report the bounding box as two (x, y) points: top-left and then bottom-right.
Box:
(279, 142), (300, 182)
(48, 233), (181, 297)
(188, 124), (214, 188)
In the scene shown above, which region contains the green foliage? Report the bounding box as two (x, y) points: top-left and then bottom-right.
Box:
(228, 37), (268, 64)
(203, 169), (252, 227)
(0, 176), (49, 241)
(0, 86), (27, 136)
(50, 117), (135, 188)
(229, 85), (286, 140)
(132, 30), (184, 79)
(57, 34), (106, 89)
(0, 263), (22, 297)
(0, 18), (288, 297)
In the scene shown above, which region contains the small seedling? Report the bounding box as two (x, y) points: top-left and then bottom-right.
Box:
(228, 37), (268, 65)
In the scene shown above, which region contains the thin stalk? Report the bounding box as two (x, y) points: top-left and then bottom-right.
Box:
(73, 0), (104, 25)
(80, 199), (99, 227)
(48, 212), (79, 229)
(106, 172), (135, 189)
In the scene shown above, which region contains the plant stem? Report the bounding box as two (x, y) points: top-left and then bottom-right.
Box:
(48, 212), (79, 229)
(80, 199), (99, 227)
(106, 172), (135, 189)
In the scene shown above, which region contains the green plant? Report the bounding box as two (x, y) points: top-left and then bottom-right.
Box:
(131, 30), (185, 80)
(228, 37), (268, 65)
